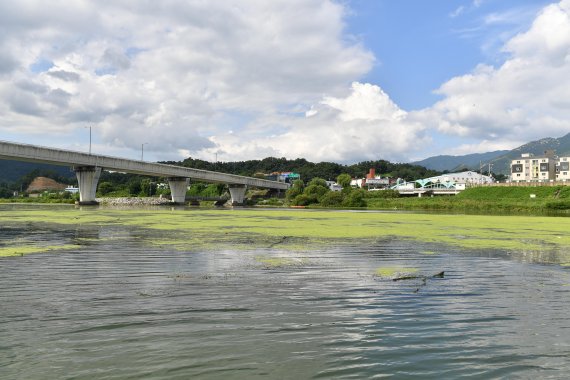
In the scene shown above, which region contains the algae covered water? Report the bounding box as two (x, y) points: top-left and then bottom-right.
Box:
(1, 205), (569, 379)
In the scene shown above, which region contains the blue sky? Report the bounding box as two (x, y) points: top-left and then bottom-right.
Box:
(0, 0), (569, 164)
(348, 0), (553, 110)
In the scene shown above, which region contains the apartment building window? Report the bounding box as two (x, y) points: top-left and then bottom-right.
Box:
(564, 172), (568, 175)
(516, 174), (521, 177)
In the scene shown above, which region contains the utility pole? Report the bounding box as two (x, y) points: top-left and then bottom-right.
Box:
(84, 126), (92, 154)
(141, 142), (148, 161)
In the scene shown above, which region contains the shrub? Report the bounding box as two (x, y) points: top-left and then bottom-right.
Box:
(304, 184), (329, 198)
(544, 200), (570, 210)
(257, 198), (284, 206)
(319, 191), (344, 207)
(366, 189), (400, 198)
(342, 189), (367, 207)
(286, 179), (304, 200)
(292, 194), (319, 206)
(308, 178), (328, 188)
(97, 181), (115, 195)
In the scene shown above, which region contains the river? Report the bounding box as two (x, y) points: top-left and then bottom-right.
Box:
(0, 205), (569, 379)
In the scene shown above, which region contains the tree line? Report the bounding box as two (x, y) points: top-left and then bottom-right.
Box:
(163, 156), (441, 183)
(1, 156), (441, 199)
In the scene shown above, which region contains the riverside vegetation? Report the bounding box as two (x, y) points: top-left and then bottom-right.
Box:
(283, 174), (570, 213)
(2, 179), (570, 214)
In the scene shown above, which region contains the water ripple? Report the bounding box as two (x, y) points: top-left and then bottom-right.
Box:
(1, 223), (569, 379)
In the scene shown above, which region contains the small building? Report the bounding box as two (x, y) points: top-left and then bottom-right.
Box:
(350, 178), (364, 188)
(325, 181), (342, 192)
(424, 171), (493, 185)
(266, 172), (300, 184)
(352, 168), (392, 190)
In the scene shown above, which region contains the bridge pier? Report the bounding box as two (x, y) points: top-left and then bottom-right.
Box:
(168, 178), (190, 204)
(74, 166), (102, 205)
(228, 184), (247, 206)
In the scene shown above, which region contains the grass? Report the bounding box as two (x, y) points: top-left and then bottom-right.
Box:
(365, 185), (570, 213)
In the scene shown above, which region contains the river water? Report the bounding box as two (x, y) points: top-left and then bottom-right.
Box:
(1, 207), (569, 379)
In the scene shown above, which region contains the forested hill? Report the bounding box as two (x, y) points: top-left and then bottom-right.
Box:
(0, 160), (75, 184)
(0, 156), (439, 187)
(161, 157), (440, 182)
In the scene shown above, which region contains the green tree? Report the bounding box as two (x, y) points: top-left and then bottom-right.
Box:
(304, 184), (329, 199)
(304, 177), (330, 201)
(97, 181), (115, 195)
(0, 184), (13, 199)
(308, 177), (327, 188)
(286, 179), (304, 201)
(140, 179), (157, 196)
(336, 173), (352, 190)
(128, 179), (142, 195)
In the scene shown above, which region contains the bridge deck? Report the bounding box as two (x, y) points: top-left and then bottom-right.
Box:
(0, 141), (288, 190)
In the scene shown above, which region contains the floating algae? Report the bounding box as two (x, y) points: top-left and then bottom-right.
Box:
(374, 267), (419, 279)
(254, 255), (309, 269)
(0, 244), (81, 257)
(2, 206), (570, 263)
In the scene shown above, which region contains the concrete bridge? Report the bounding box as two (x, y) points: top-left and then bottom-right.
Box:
(0, 140), (288, 205)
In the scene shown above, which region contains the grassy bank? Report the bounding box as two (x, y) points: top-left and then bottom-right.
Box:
(365, 185), (570, 213)
(2, 185), (570, 213)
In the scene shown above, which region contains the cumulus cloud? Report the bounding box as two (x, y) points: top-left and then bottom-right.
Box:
(47, 70), (81, 82)
(423, 0), (570, 146)
(0, 0), (377, 161)
(199, 82), (428, 163)
(2, 0), (569, 164)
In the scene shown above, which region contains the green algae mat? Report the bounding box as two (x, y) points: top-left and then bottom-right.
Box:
(1, 206), (569, 265)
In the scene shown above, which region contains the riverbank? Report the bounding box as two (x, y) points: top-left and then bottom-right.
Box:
(2, 185), (570, 213)
(362, 185), (570, 213)
(96, 197), (172, 206)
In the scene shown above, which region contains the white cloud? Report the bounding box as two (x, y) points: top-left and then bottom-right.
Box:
(2, 0), (570, 165)
(423, 0), (570, 147)
(450, 6), (466, 18)
(0, 0), (374, 161)
(199, 82), (429, 163)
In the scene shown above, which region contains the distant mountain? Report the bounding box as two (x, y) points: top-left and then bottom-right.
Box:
(413, 133), (570, 175)
(412, 151), (509, 172)
(0, 160), (75, 183)
(488, 133), (570, 175)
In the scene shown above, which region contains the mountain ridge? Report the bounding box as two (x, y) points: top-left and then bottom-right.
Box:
(414, 133), (570, 175)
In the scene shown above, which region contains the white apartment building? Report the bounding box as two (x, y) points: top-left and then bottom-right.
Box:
(556, 156), (570, 181)
(510, 151), (560, 182)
